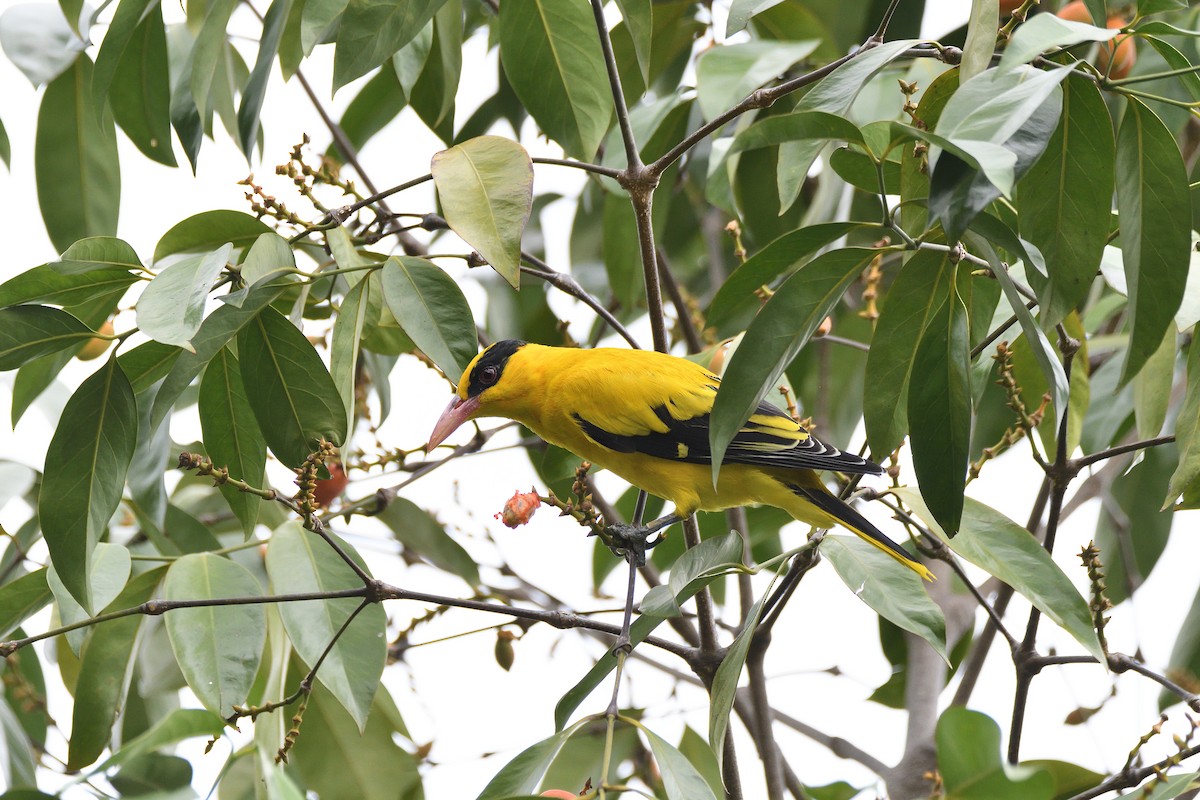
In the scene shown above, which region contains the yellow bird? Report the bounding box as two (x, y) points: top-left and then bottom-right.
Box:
(427, 340), (933, 581)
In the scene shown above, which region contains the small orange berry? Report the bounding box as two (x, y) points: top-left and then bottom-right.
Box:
(78, 319), (114, 361)
(313, 462), (349, 508)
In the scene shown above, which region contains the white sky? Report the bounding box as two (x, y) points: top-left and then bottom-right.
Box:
(1, 0), (1199, 797)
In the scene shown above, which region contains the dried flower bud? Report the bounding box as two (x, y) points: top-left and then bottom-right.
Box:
(496, 489), (540, 528)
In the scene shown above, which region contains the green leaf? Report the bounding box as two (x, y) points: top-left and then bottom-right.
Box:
(408, 0), (461, 141)
(301, 0), (347, 54)
(630, 719), (719, 800)
(695, 40), (819, 121)
(555, 533), (743, 729)
(199, 347), (267, 537)
(476, 723), (587, 799)
(0, 264), (137, 308)
(39, 359), (138, 610)
(0, 115), (9, 168)
(380, 256), (477, 380)
(107, 3), (176, 166)
(431, 136), (533, 288)
(136, 245), (232, 351)
(0, 570), (52, 641)
(1115, 98), (1191, 384)
(265, 521), (385, 731)
(153, 211), (274, 263)
(1133, 326), (1175, 439)
(47, 542), (131, 655)
(238, 231), (297, 289)
(823, 535), (947, 660)
(163, 553), (266, 717)
(960, 0), (997, 82)
(999, 13), (1120, 72)
(907, 283), (971, 536)
(108, 753), (192, 795)
(328, 65), (406, 163)
(709, 567), (779, 760)
(726, 0), (785, 35)
(91, 0), (157, 112)
(237, 305), (347, 468)
(1165, 339), (1200, 508)
(705, 221), (861, 335)
(57, 235), (144, 272)
(187, 0), (237, 121)
(1163, 582), (1200, 710)
(376, 497), (481, 586)
(330, 276), (370, 439)
(67, 567), (165, 771)
(614, 0), (651, 82)
(1116, 771), (1200, 800)
(236, 0), (290, 157)
(937, 708), (1054, 800)
(35, 56), (120, 252)
(332, 0), (444, 90)
(0, 306), (93, 370)
(864, 249), (955, 458)
(289, 678), (422, 800)
(87, 709), (224, 776)
(1018, 75), (1113, 328)
(499, 0), (612, 159)
(895, 489), (1105, 661)
(1097, 444), (1176, 605)
(709, 247), (876, 477)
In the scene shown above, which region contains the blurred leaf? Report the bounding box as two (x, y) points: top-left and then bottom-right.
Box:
(1097, 443), (1176, 605)
(710, 247), (876, 474)
(614, 0), (651, 81)
(895, 489), (1104, 660)
(499, 0), (611, 159)
(1115, 771), (1200, 799)
(67, 567), (165, 771)
(39, 359), (138, 610)
(328, 65), (406, 163)
(91, 0), (159, 113)
(377, 497), (480, 586)
(164, 553), (265, 717)
(0, 306), (93, 370)
(828, 147), (900, 194)
(431, 135), (533, 288)
(0, 116), (8, 169)
(695, 40), (819, 121)
(332, 0), (443, 89)
(960, 0), (997, 81)
(48, 542), (130, 655)
(1023, 760), (1105, 800)
(0, 695), (36, 789)
(237, 306), (347, 468)
(824, 535), (947, 660)
(409, 0), (460, 141)
(0, 3), (81, 86)
(289, 678), (422, 800)
(136, 244), (231, 351)
(477, 723), (586, 799)
(266, 521), (385, 731)
(1163, 583), (1200, 710)
(106, 3), (176, 165)
(1133, 327), (1175, 439)
(999, 13), (1119, 71)
(1166, 340), (1200, 507)
(108, 753), (192, 795)
(187, 0), (237, 122)
(0, 570), (52, 641)
(380, 256), (477, 380)
(602, 190), (643, 309)
(90, 709), (224, 776)
(1018, 75), (1113, 328)
(35, 56), (120, 252)
(937, 708), (1054, 800)
(153, 211), (274, 263)
(907, 283), (971, 536)
(330, 276), (370, 439)
(1115, 98), (1191, 384)
(864, 249), (954, 458)
(726, 0), (785, 35)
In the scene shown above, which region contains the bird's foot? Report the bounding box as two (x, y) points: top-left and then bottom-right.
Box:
(605, 523), (666, 567)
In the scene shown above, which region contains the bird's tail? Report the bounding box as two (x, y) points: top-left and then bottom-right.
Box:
(788, 482), (935, 582)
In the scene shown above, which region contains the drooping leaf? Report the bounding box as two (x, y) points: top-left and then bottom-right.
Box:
(431, 136), (533, 288)
(380, 256), (477, 380)
(408, 0), (461, 142)
(330, 276), (370, 439)
(824, 535), (947, 661)
(907, 283), (971, 537)
(91, 0), (158, 113)
(163, 553), (266, 718)
(614, 0), (652, 81)
(0, 305), (94, 371)
(237, 306), (347, 468)
(265, 521), (385, 731)
(895, 489), (1104, 660)
(199, 347), (267, 537)
(136, 245), (232, 351)
(695, 40), (819, 121)
(632, 718), (720, 800)
(864, 249), (955, 458)
(710, 247), (876, 477)
(498, 0), (611, 159)
(39, 358), (138, 610)
(35, 56), (120, 252)
(476, 722), (587, 799)
(376, 497), (481, 586)
(332, 0), (444, 90)
(236, 0), (290, 157)
(1115, 98), (1191, 384)
(105, 2), (176, 166)
(67, 568), (166, 771)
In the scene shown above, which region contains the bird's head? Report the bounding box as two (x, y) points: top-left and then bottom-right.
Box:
(427, 339), (528, 452)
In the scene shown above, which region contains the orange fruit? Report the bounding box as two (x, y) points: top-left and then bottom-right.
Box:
(1100, 16), (1136, 79)
(540, 792), (578, 799)
(999, 0), (1024, 15)
(1056, 0), (1093, 22)
(78, 319), (114, 361)
(313, 462), (349, 507)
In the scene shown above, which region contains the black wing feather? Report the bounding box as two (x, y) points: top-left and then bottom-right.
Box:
(574, 399), (881, 476)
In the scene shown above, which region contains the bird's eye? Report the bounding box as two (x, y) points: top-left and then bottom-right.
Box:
(480, 365), (499, 385)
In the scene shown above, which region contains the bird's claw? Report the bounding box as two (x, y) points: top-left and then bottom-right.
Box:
(605, 523), (665, 567)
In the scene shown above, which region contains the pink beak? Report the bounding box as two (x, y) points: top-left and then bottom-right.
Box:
(427, 395), (481, 452)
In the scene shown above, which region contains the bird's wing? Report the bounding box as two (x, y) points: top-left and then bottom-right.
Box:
(562, 356), (881, 476)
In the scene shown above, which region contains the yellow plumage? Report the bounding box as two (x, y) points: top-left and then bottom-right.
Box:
(429, 340), (933, 581)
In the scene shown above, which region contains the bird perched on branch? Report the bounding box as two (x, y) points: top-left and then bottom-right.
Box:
(427, 340), (933, 581)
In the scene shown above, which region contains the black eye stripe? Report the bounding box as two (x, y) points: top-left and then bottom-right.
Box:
(466, 339), (525, 397)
